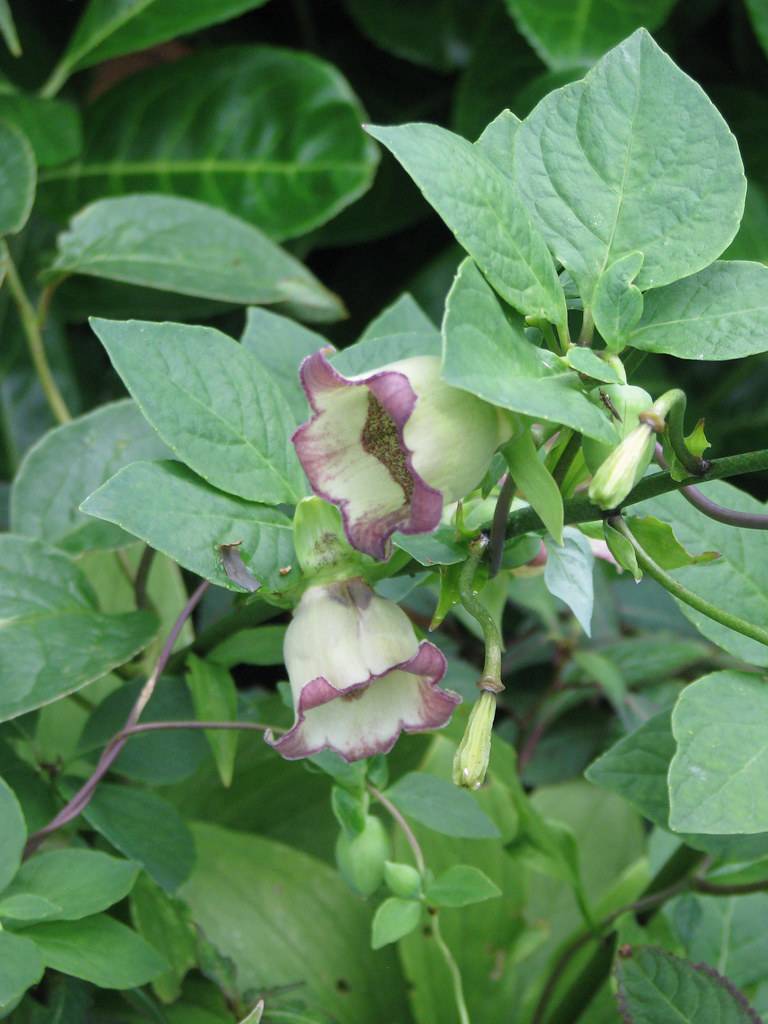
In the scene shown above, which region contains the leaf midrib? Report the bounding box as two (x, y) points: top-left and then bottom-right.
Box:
(39, 158), (368, 183)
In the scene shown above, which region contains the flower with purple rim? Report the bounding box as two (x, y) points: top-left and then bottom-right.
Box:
(293, 352), (508, 559)
(267, 578), (460, 762)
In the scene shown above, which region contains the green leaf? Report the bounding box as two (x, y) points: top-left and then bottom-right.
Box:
(186, 655), (239, 788)
(746, 0), (768, 60)
(0, 119), (35, 235)
(543, 526), (594, 636)
(604, 520), (641, 581)
(383, 861), (422, 900)
(592, 251), (644, 350)
(626, 515), (719, 569)
(344, 0), (479, 71)
(384, 772), (500, 839)
(442, 258), (615, 442)
(0, 893), (61, 922)
(0, 96), (80, 167)
(179, 823), (411, 1024)
(672, 892), (768, 991)
(366, 123), (567, 329)
(83, 783), (195, 892)
(330, 294), (440, 377)
(240, 308), (324, 421)
(614, 945), (761, 1023)
(208, 625), (286, 668)
(723, 182), (768, 262)
(19, 914), (167, 989)
(513, 30), (746, 305)
(626, 261), (768, 361)
(56, 0), (270, 74)
(0, 774), (25, 891)
(130, 873), (197, 1004)
(0, 0), (20, 57)
(2, 850), (138, 921)
(425, 865), (501, 908)
(668, 670), (768, 835)
(503, 429), (563, 545)
(0, 931), (44, 1014)
(637, 483), (768, 666)
(90, 318), (305, 505)
(49, 196), (343, 324)
(81, 461), (295, 595)
(371, 898), (422, 949)
(394, 526), (466, 567)
(41, 47), (377, 241)
(473, 109), (521, 174)
(505, 0), (677, 70)
(565, 347), (624, 384)
(0, 535), (157, 721)
(10, 400), (169, 553)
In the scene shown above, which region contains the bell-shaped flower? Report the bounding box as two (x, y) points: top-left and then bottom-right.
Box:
(293, 351), (508, 559)
(267, 578), (460, 761)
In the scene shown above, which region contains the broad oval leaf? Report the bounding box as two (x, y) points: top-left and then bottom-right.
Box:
(627, 261), (768, 360)
(81, 461), (295, 595)
(10, 400), (169, 553)
(366, 122), (567, 330)
(0, 535), (157, 721)
(0, 931), (44, 1014)
(506, 0), (677, 70)
(48, 195), (344, 324)
(442, 258), (615, 442)
(384, 771), (500, 839)
(18, 914), (167, 989)
(89, 318), (306, 505)
(40, 46), (378, 241)
(371, 897), (422, 949)
(0, 775), (26, 891)
(543, 526), (594, 636)
(0, 119), (35, 235)
(424, 864), (501, 907)
(615, 945), (761, 1023)
(513, 30), (746, 305)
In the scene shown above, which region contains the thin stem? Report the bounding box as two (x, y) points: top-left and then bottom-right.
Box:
(458, 536), (503, 685)
(489, 475), (515, 578)
(24, 580), (210, 856)
(431, 913), (472, 1024)
(368, 783), (426, 876)
(134, 546), (157, 609)
(692, 876), (768, 896)
(655, 445), (768, 530)
(5, 253), (71, 424)
(610, 515), (768, 647)
(120, 719), (281, 739)
(505, 448), (768, 539)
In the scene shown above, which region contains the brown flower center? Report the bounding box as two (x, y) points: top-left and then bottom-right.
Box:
(360, 393), (414, 501)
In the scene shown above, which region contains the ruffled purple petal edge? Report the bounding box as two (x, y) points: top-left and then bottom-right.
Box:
(266, 641), (460, 762)
(292, 350), (443, 560)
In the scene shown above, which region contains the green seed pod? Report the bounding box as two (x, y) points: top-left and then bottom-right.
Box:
(335, 814), (390, 896)
(384, 861), (422, 899)
(582, 384), (653, 474)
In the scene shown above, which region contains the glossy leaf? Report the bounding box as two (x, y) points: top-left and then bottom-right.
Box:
(0, 96), (80, 167)
(668, 671), (768, 835)
(0, 119), (35, 235)
(186, 655), (239, 787)
(425, 864), (501, 908)
(56, 0), (270, 73)
(513, 30), (745, 305)
(10, 400), (169, 553)
(366, 122), (567, 329)
(49, 196), (344, 324)
(90, 318), (305, 504)
(371, 898), (422, 949)
(637, 483), (768, 666)
(41, 47), (377, 241)
(543, 526), (594, 636)
(19, 914), (167, 989)
(384, 772), (500, 839)
(627, 261), (768, 360)
(506, 0), (677, 70)
(0, 932), (44, 1014)
(614, 945), (761, 1023)
(2, 849), (138, 921)
(672, 892), (768, 991)
(83, 784), (195, 893)
(179, 823), (411, 1024)
(0, 775), (25, 892)
(442, 258), (615, 442)
(0, 535), (157, 721)
(81, 461), (295, 594)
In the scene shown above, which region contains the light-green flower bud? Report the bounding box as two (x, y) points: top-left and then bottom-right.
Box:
(335, 814), (391, 896)
(588, 422), (656, 510)
(452, 691), (497, 790)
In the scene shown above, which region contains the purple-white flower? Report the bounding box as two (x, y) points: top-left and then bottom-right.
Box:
(267, 578), (460, 761)
(293, 352), (507, 559)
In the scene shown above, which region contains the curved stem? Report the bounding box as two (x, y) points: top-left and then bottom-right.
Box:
(24, 580), (210, 856)
(133, 545), (157, 609)
(458, 536), (503, 685)
(610, 516), (768, 647)
(6, 253), (71, 425)
(692, 876), (768, 896)
(505, 448), (768, 539)
(369, 783), (426, 876)
(431, 913), (472, 1024)
(489, 475), (514, 578)
(655, 388), (707, 476)
(655, 445), (768, 530)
